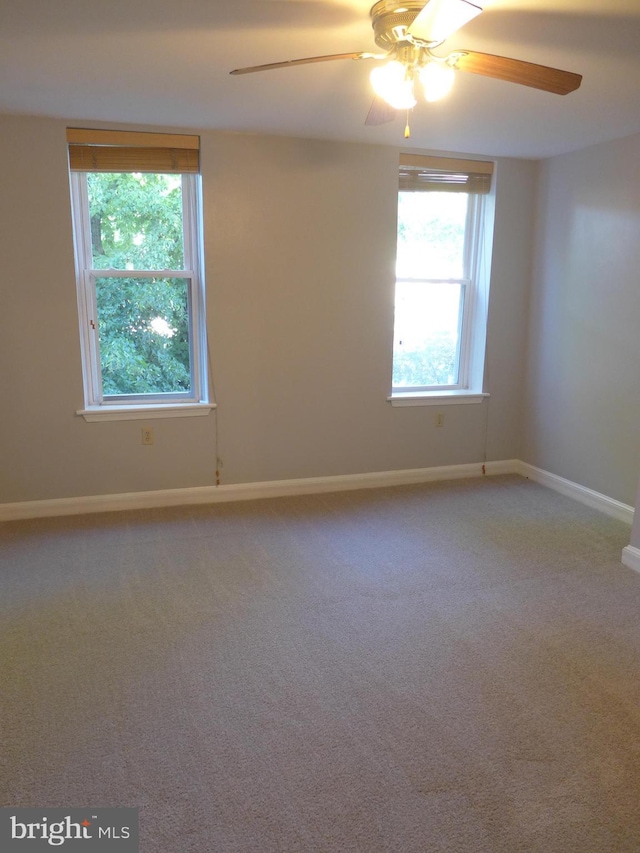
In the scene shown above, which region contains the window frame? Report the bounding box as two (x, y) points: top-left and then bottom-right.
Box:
(389, 157), (494, 407)
(69, 167), (212, 421)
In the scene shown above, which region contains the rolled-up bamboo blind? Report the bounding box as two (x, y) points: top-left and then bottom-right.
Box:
(399, 153), (493, 194)
(67, 128), (200, 173)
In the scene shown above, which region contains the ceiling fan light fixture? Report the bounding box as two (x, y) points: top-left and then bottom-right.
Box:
(419, 61), (455, 101)
(231, 0), (582, 136)
(370, 60), (417, 110)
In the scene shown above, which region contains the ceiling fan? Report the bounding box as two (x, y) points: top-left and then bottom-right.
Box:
(230, 0), (582, 135)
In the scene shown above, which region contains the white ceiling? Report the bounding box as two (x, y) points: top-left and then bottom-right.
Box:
(1, 0), (639, 159)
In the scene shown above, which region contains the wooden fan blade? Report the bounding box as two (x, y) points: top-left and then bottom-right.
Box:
(230, 52), (368, 75)
(407, 0), (482, 45)
(365, 96), (397, 126)
(450, 51), (582, 94)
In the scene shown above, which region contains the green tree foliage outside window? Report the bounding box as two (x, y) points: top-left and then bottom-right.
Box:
(392, 332), (458, 387)
(87, 173), (192, 396)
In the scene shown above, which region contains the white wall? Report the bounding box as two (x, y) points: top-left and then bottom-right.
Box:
(484, 158), (536, 462)
(631, 479), (640, 549)
(0, 115), (534, 504)
(523, 132), (640, 506)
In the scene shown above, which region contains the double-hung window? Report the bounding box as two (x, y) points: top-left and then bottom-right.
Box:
(390, 154), (495, 405)
(68, 129), (211, 420)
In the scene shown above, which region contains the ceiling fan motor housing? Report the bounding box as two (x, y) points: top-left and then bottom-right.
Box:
(370, 1), (432, 50)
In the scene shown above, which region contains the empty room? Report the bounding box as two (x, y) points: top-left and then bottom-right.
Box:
(2, 1), (640, 850)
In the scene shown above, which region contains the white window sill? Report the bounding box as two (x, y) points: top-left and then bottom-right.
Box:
(387, 392), (489, 407)
(77, 403), (216, 422)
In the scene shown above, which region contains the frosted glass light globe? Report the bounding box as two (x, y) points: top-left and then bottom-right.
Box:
(370, 61), (417, 110)
(420, 62), (455, 102)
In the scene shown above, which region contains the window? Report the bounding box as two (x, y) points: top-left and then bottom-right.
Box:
(390, 154), (495, 406)
(68, 129), (211, 421)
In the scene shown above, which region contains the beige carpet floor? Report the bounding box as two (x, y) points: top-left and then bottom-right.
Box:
(1, 474), (640, 852)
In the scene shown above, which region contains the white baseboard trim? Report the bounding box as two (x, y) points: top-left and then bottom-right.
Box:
(515, 461), (634, 526)
(483, 460), (521, 476)
(622, 546), (640, 574)
(0, 461), (520, 522)
(0, 460), (633, 531)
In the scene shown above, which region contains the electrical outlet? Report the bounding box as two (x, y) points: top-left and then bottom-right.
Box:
(141, 427), (154, 445)
(435, 412), (445, 428)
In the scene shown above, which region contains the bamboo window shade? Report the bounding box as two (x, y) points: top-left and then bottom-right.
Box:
(67, 129), (200, 173)
(399, 154), (493, 194)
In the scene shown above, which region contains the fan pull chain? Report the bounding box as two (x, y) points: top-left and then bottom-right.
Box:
(404, 109), (411, 139)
